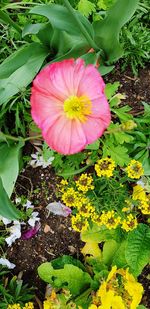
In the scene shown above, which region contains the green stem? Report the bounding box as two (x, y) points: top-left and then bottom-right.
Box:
(0, 9), (22, 34)
(63, 0), (99, 51)
(2, 133), (42, 142)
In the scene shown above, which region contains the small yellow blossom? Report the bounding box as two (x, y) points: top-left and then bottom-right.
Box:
(58, 179), (68, 193)
(23, 303), (34, 309)
(121, 120), (137, 131)
(62, 187), (79, 207)
(121, 214), (138, 232)
(95, 157), (115, 178)
(126, 160), (144, 179)
(76, 196), (95, 218)
(71, 214), (89, 232)
(76, 173), (94, 193)
(138, 195), (150, 215)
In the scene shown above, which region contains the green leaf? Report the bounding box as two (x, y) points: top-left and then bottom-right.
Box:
(0, 177), (21, 220)
(93, 0), (139, 62)
(125, 224), (150, 276)
(112, 240), (128, 268)
(30, 4), (94, 38)
(38, 262), (92, 296)
(0, 142), (24, 197)
(103, 144), (130, 166)
(0, 43), (48, 105)
(81, 224), (122, 243)
(22, 23), (46, 37)
(105, 82), (120, 100)
(77, 0), (96, 17)
(102, 239), (119, 265)
(112, 105), (132, 121)
(86, 139), (100, 150)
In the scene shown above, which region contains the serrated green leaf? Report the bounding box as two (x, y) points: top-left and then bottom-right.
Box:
(0, 43), (48, 105)
(78, 0), (96, 17)
(112, 105), (132, 121)
(125, 224), (150, 276)
(86, 139), (100, 150)
(105, 82), (120, 100)
(103, 144), (130, 166)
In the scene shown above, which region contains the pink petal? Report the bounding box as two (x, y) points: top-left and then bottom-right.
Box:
(43, 116), (87, 155)
(82, 115), (110, 145)
(31, 90), (63, 127)
(77, 64), (105, 100)
(91, 96), (111, 120)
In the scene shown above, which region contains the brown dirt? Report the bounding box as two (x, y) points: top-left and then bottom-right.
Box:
(6, 65), (150, 307)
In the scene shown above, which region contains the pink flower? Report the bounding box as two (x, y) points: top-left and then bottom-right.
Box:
(31, 59), (111, 155)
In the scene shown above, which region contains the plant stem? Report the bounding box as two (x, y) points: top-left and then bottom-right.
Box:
(2, 133), (42, 142)
(0, 10), (22, 34)
(63, 0), (99, 51)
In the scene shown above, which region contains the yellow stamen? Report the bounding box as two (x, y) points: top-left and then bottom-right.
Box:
(63, 95), (91, 122)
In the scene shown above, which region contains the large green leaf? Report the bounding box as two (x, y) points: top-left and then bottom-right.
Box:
(30, 4), (94, 38)
(125, 224), (150, 276)
(0, 43), (48, 105)
(93, 0), (139, 62)
(81, 224), (122, 243)
(38, 262), (92, 296)
(0, 142), (24, 197)
(0, 178), (21, 220)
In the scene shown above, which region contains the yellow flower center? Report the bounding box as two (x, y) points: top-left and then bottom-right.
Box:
(63, 95), (91, 122)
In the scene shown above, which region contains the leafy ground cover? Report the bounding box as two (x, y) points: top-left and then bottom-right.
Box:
(0, 1), (150, 308)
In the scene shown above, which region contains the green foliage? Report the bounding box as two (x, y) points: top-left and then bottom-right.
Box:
(0, 142), (24, 197)
(121, 18), (150, 75)
(77, 0), (96, 17)
(0, 43), (48, 105)
(125, 224), (150, 276)
(0, 177), (21, 220)
(38, 261), (92, 296)
(0, 274), (34, 308)
(93, 0), (139, 63)
(97, 0), (116, 10)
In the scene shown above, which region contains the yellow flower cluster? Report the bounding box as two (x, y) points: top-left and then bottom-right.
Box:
(62, 187), (79, 207)
(58, 179), (68, 193)
(71, 214), (89, 232)
(126, 160), (144, 179)
(95, 157), (115, 178)
(121, 214), (138, 232)
(75, 173), (94, 193)
(132, 184), (150, 215)
(89, 266), (143, 309)
(97, 211), (121, 230)
(7, 303), (34, 309)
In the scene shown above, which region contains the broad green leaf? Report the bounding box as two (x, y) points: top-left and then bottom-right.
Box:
(98, 63), (114, 76)
(81, 224), (122, 243)
(30, 4), (94, 38)
(0, 178), (21, 220)
(0, 43), (48, 105)
(112, 106), (132, 121)
(0, 142), (24, 197)
(22, 23), (46, 37)
(112, 240), (128, 268)
(38, 262), (92, 296)
(102, 239), (119, 265)
(125, 224), (150, 276)
(93, 0), (139, 62)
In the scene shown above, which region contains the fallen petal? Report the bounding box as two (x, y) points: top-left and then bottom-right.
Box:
(21, 222), (41, 240)
(46, 201), (71, 217)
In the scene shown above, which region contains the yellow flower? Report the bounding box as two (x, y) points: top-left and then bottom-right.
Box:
(121, 214), (138, 232)
(71, 214), (89, 232)
(76, 196), (95, 218)
(43, 299), (52, 309)
(76, 173), (94, 193)
(62, 187), (79, 207)
(138, 195), (150, 215)
(95, 157), (115, 178)
(121, 120), (137, 130)
(132, 184), (146, 201)
(126, 160), (144, 179)
(100, 211), (121, 229)
(7, 305), (21, 309)
(124, 269), (143, 309)
(88, 305), (98, 309)
(23, 303), (34, 309)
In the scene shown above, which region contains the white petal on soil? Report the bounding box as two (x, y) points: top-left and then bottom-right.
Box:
(5, 221), (21, 246)
(0, 258), (16, 269)
(0, 215), (12, 225)
(28, 211), (40, 227)
(46, 202), (71, 217)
